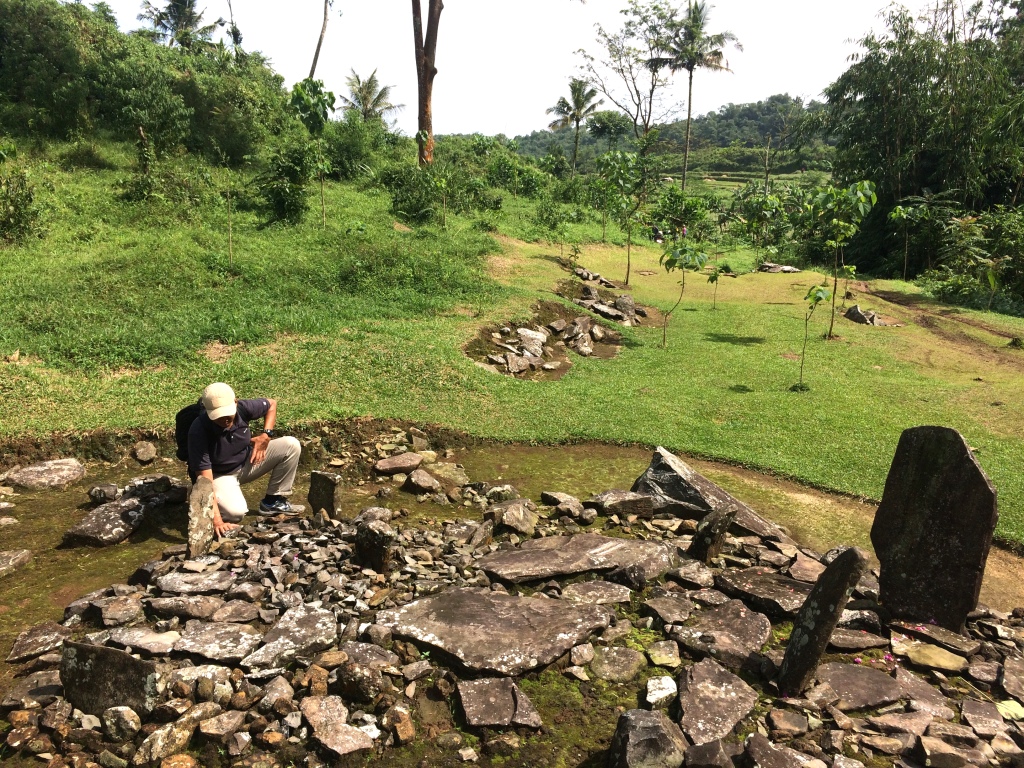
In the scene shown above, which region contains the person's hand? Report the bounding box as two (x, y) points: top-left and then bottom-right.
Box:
(251, 433), (271, 465)
(214, 516), (239, 539)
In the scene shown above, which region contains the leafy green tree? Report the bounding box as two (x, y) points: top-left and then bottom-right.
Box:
(649, 0), (741, 190)
(598, 147), (658, 285)
(793, 285), (831, 391)
(659, 242), (708, 347)
(340, 69), (403, 123)
(137, 0), (224, 50)
(813, 180), (876, 339)
(707, 263), (732, 309)
(547, 79), (604, 177)
(290, 78), (335, 227)
(587, 110), (633, 152)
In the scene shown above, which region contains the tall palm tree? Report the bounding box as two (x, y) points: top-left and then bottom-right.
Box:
(649, 1), (741, 190)
(339, 70), (404, 123)
(138, 0), (223, 50)
(546, 78), (603, 177)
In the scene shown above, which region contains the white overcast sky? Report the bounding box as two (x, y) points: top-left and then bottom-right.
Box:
(102, 0), (940, 137)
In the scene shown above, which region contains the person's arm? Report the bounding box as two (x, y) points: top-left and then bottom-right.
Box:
(199, 468), (238, 538)
(249, 398), (277, 465)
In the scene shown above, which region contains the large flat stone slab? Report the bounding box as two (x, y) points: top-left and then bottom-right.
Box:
(173, 621), (263, 663)
(816, 662), (902, 712)
(63, 498), (145, 547)
(871, 426), (998, 632)
(60, 641), (163, 716)
(477, 534), (677, 584)
(6, 621), (72, 663)
(561, 581), (633, 605)
(632, 447), (791, 542)
(677, 658), (758, 745)
(715, 567), (811, 618)
(156, 570), (236, 595)
(241, 603), (337, 670)
(5, 459), (85, 490)
(670, 599), (771, 669)
(377, 587), (612, 676)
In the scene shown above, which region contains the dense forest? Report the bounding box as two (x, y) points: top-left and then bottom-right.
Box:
(2, 0), (1024, 314)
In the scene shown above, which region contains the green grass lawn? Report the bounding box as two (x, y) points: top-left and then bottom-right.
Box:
(3, 147), (1024, 543)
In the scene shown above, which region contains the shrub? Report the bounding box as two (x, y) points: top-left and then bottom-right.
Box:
(59, 140), (117, 170)
(254, 140), (313, 224)
(0, 167), (40, 244)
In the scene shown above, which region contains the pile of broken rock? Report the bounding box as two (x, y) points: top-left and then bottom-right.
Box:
(478, 316), (621, 377)
(1, 426), (1021, 768)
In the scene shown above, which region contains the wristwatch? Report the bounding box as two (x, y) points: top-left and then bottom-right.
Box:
(264, 430), (275, 438)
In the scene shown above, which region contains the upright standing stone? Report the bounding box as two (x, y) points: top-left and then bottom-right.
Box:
(187, 477), (215, 559)
(870, 427), (998, 632)
(60, 642), (163, 716)
(308, 471), (345, 519)
(687, 508), (737, 564)
(777, 547), (869, 696)
(355, 520), (397, 574)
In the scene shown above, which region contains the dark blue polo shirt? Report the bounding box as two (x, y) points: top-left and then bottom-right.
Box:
(187, 398), (270, 479)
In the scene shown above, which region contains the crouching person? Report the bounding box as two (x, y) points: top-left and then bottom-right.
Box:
(188, 382), (304, 537)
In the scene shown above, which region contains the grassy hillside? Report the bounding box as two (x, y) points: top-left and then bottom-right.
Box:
(3, 141), (1024, 545)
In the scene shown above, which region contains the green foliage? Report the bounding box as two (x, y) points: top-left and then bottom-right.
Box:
(380, 159), (499, 227)
(660, 241), (710, 346)
(254, 138), (313, 224)
(0, 167), (40, 244)
(793, 284), (831, 391)
(323, 111), (391, 181)
(290, 78), (335, 137)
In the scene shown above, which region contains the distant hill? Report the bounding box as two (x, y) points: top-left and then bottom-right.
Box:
(512, 94), (833, 177)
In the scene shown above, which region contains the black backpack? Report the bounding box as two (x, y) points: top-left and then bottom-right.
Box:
(174, 399), (204, 461)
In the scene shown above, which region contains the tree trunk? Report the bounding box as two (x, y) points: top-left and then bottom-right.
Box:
(309, 0), (330, 79)
(320, 173), (326, 227)
(625, 227), (632, 286)
(227, 180), (233, 267)
(682, 69), (694, 192)
(413, 0), (443, 166)
(571, 120), (581, 179)
(827, 248), (839, 340)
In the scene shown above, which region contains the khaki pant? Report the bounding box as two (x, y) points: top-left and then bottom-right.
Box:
(213, 436), (301, 522)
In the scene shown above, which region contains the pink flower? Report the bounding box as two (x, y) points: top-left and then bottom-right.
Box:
(854, 657), (863, 664)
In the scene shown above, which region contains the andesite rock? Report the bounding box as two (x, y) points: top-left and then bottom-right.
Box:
(63, 498), (145, 547)
(716, 566), (811, 618)
(132, 441), (157, 463)
(241, 603), (337, 670)
(687, 507), (737, 564)
(478, 533), (677, 584)
(778, 547), (869, 696)
(147, 595), (225, 620)
(608, 709), (688, 768)
(172, 621), (263, 663)
(486, 498), (539, 537)
(561, 581), (633, 605)
(631, 447), (791, 541)
(377, 587), (611, 676)
(458, 678), (542, 728)
(585, 490), (655, 519)
(0, 670), (62, 712)
(107, 627), (180, 656)
(354, 520), (396, 574)
(871, 426), (998, 632)
(6, 621), (72, 664)
(373, 453), (423, 476)
(307, 471), (345, 519)
(641, 596), (695, 627)
(405, 469), (442, 495)
(155, 571), (236, 595)
(300, 696), (373, 757)
(5, 458), (85, 490)
(591, 646), (647, 683)
(676, 659), (758, 745)
(60, 642), (163, 716)
(186, 477), (215, 559)
(670, 599), (771, 669)
(815, 662), (902, 712)
(890, 620), (982, 657)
